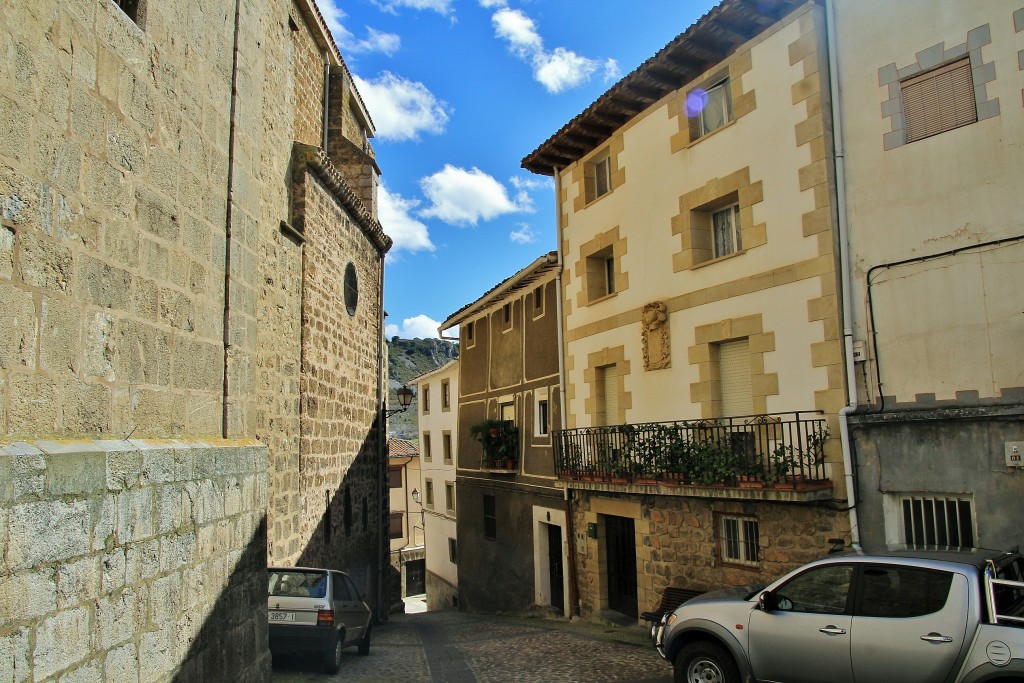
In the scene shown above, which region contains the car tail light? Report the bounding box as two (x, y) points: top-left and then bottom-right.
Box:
(317, 610), (335, 627)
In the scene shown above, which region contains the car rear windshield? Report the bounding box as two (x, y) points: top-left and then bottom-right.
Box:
(269, 570), (328, 598)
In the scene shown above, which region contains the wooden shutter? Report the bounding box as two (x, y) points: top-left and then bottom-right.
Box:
(597, 364), (621, 426)
(902, 59), (976, 143)
(719, 339), (753, 417)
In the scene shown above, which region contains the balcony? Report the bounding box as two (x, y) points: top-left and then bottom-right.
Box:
(470, 419), (519, 473)
(554, 412), (831, 496)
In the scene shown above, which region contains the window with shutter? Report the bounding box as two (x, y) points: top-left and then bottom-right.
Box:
(719, 339), (753, 417)
(596, 364), (622, 426)
(902, 59), (976, 143)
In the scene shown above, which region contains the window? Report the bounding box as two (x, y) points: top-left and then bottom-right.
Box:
(483, 494), (497, 541)
(443, 433), (453, 464)
(423, 434), (432, 462)
(858, 566), (953, 618)
(536, 399), (549, 437)
(388, 512), (403, 539)
(585, 247), (615, 302)
(902, 59), (976, 143)
(388, 468), (402, 488)
(441, 380), (451, 410)
(500, 402), (515, 423)
(425, 480), (434, 508)
(422, 387), (430, 413)
(688, 78), (732, 138)
(533, 285), (544, 315)
(466, 321), (474, 346)
(899, 495), (974, 547)
(445, 483), (455, 513)
(344, 262), (358, 316)
(448, 537), (458, 564)
(711, 204), (741, 258)
(113, 0), (145, 26)
(584, 149), (612, 203)
(595, 364), (621, 427)
(718, 514), (759, 566)
(774, 565), (853, 615)
(502, 302), (512, 330)
(718, 339), (752, 417)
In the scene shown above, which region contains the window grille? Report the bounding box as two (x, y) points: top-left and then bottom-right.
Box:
(900, 495), (974, 547)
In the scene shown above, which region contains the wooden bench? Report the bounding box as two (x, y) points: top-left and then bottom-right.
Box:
(641, 586), (703, 623)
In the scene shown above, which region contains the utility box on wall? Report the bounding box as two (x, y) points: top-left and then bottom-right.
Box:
(1006, 442), (1024, 468)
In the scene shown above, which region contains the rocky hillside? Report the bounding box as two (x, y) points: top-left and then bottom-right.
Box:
(387, 337), (459, 439)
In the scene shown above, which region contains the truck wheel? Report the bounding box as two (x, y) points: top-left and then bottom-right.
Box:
(322, 631), (344, 674)
(674, 641), (740, 683)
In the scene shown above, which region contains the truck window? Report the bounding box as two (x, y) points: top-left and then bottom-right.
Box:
(858, 566), (952, 618)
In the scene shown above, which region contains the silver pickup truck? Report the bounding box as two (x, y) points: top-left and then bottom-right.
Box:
(653, 546), (1024, 683)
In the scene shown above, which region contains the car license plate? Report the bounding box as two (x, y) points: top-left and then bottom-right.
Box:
(269, 611), (295, 622)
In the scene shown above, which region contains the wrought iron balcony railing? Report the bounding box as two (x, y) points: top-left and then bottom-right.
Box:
(554, 412), (829, 488)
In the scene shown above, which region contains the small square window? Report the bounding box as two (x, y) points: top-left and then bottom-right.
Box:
(901, 59), (976, 143)
(585, 247), (615, 303)
(536, 395), (549, 437)
(443, 433), (453, 464)
(388, 468), (402, 489)
(422, 386), (430, 413)
(898, 495), (974, 547)
(442, 380), (451, 409)
(425, 480), (434, 508)
(448, 537), (458, 564)
(718, 514), (759, 566)
(687, 77), (733, 139)
(584, 149), (613, 203)
(483, 494), (497, 541)
(389, 512), (403, 539)
(711, 204), (742, 259)
(445, 483), (455, 513)
(423, 434), (432, 462)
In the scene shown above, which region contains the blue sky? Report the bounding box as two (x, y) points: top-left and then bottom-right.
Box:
(319, 0), (718, 339)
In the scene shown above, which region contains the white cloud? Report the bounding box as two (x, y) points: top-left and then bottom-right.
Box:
(603, 58), (621, 83)
(379, 184), (434, 258)
(478, 0), (507, 7)
(386, 314), (444, 339)
(419, 165), (530, 226)
(353, 72), (451, 141)
(509, 223), (538, 244)
(375, 0), (453, 16)
(489, 7), (604, 94)
(318, 1), (401, 56)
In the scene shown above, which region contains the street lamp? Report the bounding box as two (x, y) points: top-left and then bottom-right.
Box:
(411, 488), (420, 504)
(384, 385), (415, 417)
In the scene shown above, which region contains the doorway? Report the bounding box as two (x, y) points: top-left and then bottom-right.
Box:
(605, 515), (637, 618)
(405, 559), (425, 596)
(546, 523), (564, 614)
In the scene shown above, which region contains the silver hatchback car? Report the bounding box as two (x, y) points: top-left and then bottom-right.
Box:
(267, 566), (372, 673)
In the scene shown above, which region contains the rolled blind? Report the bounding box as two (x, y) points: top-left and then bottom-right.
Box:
(599, 364), (621, 426)
(902, 59), (976, 143)
(719, 339), (753, 417)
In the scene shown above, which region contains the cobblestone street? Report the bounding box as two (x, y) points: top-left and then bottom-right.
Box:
(271, 609), (673, 683)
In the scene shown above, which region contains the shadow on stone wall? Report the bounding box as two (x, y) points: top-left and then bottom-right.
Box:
(171, 425), (387, 681)
(172, 515), (272, 683)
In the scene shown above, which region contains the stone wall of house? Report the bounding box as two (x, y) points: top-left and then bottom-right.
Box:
(572, 491), (847, 621)
(0, 439), (270, 682)
(292, 155), (386, 594)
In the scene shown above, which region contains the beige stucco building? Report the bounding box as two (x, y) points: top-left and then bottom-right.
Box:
(440, 253), (569, 616)
(387, 438), (425, 604)
(834, 0), (1024, 549)
(0, 0), (392, 679)
(523, 0), (850, 621)
(414, 360), (461, 610)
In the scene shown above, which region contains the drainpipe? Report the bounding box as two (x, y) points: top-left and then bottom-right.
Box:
(221, 0), (242, 438)
(322, 52), (330, 151)
(553, 165), (580, 616)
(826, 0), (860, 548)
(375, 253), (389, 622)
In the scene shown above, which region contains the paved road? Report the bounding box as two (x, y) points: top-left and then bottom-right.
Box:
(271, 609), (673, 683)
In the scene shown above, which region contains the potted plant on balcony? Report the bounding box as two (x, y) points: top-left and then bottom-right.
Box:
(470, 418), (517, 470)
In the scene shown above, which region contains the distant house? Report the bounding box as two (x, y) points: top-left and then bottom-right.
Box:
(440, 253), (568, 615)
(523, 0), (850, 621)
(413, 359), (461, 610)
(388, 438), (426, 602)
(834, 0), (1024, 549)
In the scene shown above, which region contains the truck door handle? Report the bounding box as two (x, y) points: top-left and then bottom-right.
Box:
(819, 626), (847, 635)
(920, 633), (953, 643)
